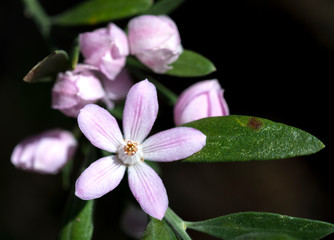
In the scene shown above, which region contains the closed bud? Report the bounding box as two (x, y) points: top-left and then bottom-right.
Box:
(128, 15), (183, 73)
(52, 64), (105, 117)
(79, 23), (129, 80)
(11, 129), (77, 174)
(174, 79), (229, 125)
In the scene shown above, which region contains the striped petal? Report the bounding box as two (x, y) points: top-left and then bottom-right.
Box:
(128, 162), (168, 220)
(75, 156), (126, 200)
(142, 127), (206, 162)
(78, 104), (123, 153)
(123, 80), (158, 143)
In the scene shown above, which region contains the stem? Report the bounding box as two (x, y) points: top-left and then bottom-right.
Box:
(22, 0), (51, 39)
(131, 71), (178, 106)
(164, 207), (192, 240)
(148, 78), (178, 106)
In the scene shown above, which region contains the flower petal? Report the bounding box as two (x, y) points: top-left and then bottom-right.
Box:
(128, 162), (168, 220)
(33, 130), (77, 174)
(123, 80), (158, 143)
(142, 127), (206, 162)
(75, 156), (126, 200)
(78, 104), (123, 152)
(76, 73), (105, 101)
(99, 52), (126, 80)
(52, 72), (79, 109)
(79, 28), (112, 65)
(102, 68), (133, 101)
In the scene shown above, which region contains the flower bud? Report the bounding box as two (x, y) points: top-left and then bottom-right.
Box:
(52, 64), (105, 117)
(79, 23), (129, 80)
(120, 204), (148, 239)
(174, 79), (229, 125)
(128, 15), (183, 73)
(11, 129), (77, 174)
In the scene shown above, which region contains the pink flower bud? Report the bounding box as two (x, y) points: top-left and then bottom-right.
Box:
(79, 23), (129, 80)
(128, 15), (183, 73)
(174, 79), (229, 125)
(120, 204), (148, 239)
(11, 129), (77, 174)
(52, 64), (105, 117)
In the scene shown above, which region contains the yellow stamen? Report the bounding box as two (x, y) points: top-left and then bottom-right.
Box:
(123, 141), (138, 156)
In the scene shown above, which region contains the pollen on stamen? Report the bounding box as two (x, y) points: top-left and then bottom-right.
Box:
(123, 141), (139, 156)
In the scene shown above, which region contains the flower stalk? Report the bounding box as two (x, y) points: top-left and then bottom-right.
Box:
(164, 207), (191, 240)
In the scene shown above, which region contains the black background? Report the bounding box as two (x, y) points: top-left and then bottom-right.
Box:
(1, 0), (333, 239)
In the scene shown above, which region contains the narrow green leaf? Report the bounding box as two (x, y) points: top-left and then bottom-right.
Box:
(59, 198), (94, 240)
(52, 0), (153, 26)
(22, 0), (51, 38)
(166, 50), (216, 77)
(142, 218), (178, 240)
(144, 0), (185, 15)
(185, 212), (334, 240)
(23, 50), (70, 83)
(183, 116), (325, 162)
(234, 232), (297, 240)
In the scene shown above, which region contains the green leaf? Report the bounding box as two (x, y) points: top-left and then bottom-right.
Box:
(52, 0), (153, 26)
(185, 212), (334, 240)
(23, 50), (70, 83)
(142, 218), (178, 240)
(183, 116), (325, 162)
(22, 0), (51, 38)
(166, 50), (216, 77)
(59, 198), (94, 240)
(233, 232), (297, 240)
(144, 0), (185, 15)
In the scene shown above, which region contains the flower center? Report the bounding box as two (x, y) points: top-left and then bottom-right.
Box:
(123, 141), (138, 156)
(117, 140), (143, 166)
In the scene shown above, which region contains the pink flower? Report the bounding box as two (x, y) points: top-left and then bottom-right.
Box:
(75, 80), (206, 220)
(174, 79), (229, 125)
(79, 23), (129, 80)
(128, 15), (183, 73)
(11, 129), (77, 174)
(52, 64), (105, 117)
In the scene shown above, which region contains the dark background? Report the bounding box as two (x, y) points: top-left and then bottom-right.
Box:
(1, 0), (333, 239)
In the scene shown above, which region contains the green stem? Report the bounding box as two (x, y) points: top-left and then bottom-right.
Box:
(108, 103), (124, 120)
(164, 207), (192, 240)
(22, 0), (51, 39)
(59, 144), (96, 240)
(126, 56), (179, 105)
(69, 37), (80, 70)
(148, 78), (178, 106)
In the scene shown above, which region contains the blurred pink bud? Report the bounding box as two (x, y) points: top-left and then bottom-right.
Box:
(11, 129), (77, 174)
(128, 15), (183, 73)
(174, 79), (229, 125)
(101, 68), (134, 109)
(52, 64), (105, 117)
(79, 23), (129, 80)
(120, 204), (148, 239)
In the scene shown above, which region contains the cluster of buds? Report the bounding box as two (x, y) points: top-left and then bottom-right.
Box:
(11, 15), (229, 183)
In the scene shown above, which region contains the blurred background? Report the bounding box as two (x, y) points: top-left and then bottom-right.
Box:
(1, 0), (333, 239)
